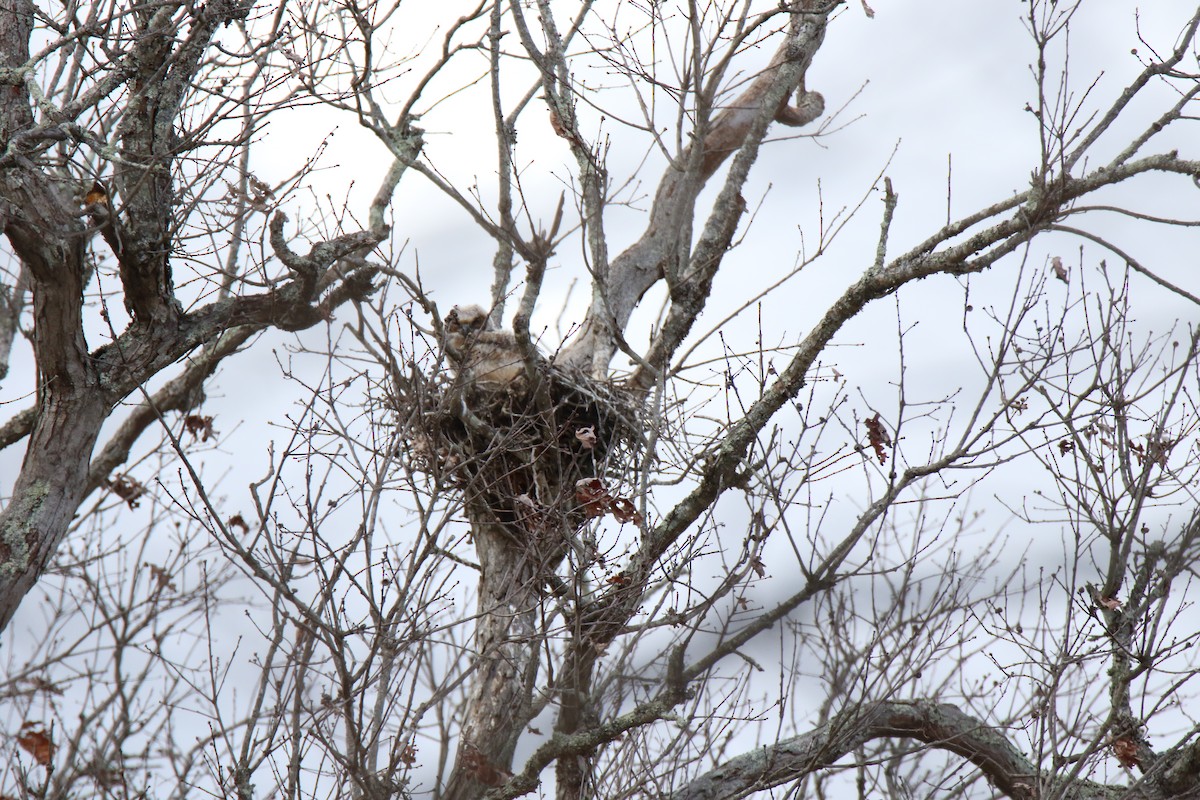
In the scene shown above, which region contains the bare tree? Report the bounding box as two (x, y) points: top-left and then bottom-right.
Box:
(4, 1), (1200, 799)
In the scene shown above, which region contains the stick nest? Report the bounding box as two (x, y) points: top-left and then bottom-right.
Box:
(392, 360), (646, 551)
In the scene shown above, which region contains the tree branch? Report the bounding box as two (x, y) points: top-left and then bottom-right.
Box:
(571, 150), (1200, 672)
(557, 3), (831, 377)
(670, 701), (1120, 800)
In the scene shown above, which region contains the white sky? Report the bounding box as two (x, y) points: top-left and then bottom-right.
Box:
(3, 0), (1200, 795)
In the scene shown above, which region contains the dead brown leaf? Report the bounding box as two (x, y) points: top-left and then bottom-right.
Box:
(17, 722), (55, 766)
(183, 414), (216, 442)
(864, 412), (891, 464)
(609, 497), (643, 526)
(107, 473), (145, 509)
(1112, 737), (1141, 769)
(145, 563), (176, 592)
(575, 478), (612, 517)
(1051, 256), (1068, 283)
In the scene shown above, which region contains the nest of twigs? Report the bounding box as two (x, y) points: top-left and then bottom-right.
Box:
(395, 360), (646, 553)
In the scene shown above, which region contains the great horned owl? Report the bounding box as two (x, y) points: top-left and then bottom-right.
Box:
(444, 304), (526, 387)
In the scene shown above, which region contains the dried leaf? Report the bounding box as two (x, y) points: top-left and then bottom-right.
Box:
(244, 174), (276, 212)
(1058, 439), (1074, 455)
(399, 743), (417, 765)
(83, 180), (108, 208)
(1145, 434), (1176, 467)
(17, 723), (55, 766)
(1051, 256), (1068, 283)
(609, 497), (643, 526)
(1112, 737), (1141, 769)
(461, 745), (512, 786)
(107, 473), (145, 508)
(228, 514), (249, 533)
(750, 556), (766, 578)
(575, 478), (612, 517)
(864, 412), (892, 464)
(183, 414), (216, 442)
(860, 0), (875, 17)
(606, 573), (629, 586)
(575, 426), (597, 449)
(145, 563), (176, 592)
(1098, 595), (1122, 610)
(247, 174), (274, 198)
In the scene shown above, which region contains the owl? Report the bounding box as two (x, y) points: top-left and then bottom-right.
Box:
(444, 304), (527, 387)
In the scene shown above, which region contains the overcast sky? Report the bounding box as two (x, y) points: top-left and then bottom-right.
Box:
(3, 1), (1199, 793)
(160, 0), (1200, 547)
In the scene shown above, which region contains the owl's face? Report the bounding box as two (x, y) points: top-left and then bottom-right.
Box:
(445, 304), (491, 336)
(445, 304), (492, 354)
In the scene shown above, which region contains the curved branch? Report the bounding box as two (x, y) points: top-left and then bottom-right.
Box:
(670, 701), (1120, 800)
(1048, 223), (1200, 306)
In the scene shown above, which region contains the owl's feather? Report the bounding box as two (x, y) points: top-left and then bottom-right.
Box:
(445, 304), (527, 386)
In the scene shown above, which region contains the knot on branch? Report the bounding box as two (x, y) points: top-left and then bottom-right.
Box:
(269, 212), (388, 298)
(776, 90), (825, 127)
(383, 119), (425, 164)
(197, 0), (254, 25)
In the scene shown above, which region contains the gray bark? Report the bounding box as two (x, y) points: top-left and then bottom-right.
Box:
(0, 0), (391, 632)
(670, 701), (1134, 800)
(437, 8), (834, 799)
(555, 6), (829, 380)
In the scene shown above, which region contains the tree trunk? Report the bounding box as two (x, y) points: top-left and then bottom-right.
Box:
(0, 0), (112, 631)
(441, 524), (545, 800)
